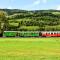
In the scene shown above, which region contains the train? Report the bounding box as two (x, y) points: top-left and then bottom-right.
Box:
(2, 31), (60, 37)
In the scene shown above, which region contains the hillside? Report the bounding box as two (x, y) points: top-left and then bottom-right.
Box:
(0, 9), (60, 31)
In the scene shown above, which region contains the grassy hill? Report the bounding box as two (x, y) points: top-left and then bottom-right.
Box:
(0, 9), (60, 31)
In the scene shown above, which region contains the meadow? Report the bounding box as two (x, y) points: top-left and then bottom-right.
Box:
(0, 37), (60, 60)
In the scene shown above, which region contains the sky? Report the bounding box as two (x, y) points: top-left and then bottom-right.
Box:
(0, 0), (60, 10)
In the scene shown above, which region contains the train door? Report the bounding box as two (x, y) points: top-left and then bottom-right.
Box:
(0, 33), (3, 37)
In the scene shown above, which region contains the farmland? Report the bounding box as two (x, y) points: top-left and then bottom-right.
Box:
(1, 9), (60, 31)
(0, 38), (60, 60)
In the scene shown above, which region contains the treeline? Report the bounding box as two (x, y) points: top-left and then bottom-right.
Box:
(7, 11), (60, 26)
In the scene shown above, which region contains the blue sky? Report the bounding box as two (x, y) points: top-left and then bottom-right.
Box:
(0, 0), (60, 10)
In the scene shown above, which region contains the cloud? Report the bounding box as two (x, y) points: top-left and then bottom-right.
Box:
(42, 0), (47, 3)
(56, 5), (60, 10)
(7, 0), (15, 1)
(6, 0), (15, 3)
(23, 0), (41, 10)
(33, 0), (41, 6)
(7, 6), (12, 9)
(32, 0), (47, 6)
(21, 0), (48, 10)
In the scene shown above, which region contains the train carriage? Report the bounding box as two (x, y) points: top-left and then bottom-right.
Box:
(3, 31), (17, 37)
(41, 31), (60, 37)
(18, 31), (39, 37)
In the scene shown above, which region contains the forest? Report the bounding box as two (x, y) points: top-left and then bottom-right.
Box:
(0, 9), (60, 32)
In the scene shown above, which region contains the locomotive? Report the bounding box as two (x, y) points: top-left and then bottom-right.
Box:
(3, 31), (60, 37)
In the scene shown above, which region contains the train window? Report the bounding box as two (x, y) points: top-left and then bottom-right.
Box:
(54, 33), (56, 34)
(51, 33), (53, 34)
(45, 33), (47, 35)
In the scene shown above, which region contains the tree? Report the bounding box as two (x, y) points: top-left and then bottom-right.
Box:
(0, 11), (8, 32)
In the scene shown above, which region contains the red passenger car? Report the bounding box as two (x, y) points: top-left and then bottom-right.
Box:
(41, 31), (60, 37)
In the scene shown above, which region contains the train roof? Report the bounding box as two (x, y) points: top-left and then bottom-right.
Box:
(4, 31), (60, 32)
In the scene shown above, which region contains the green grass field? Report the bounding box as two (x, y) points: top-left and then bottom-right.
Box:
(0, 38), (60, 60)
